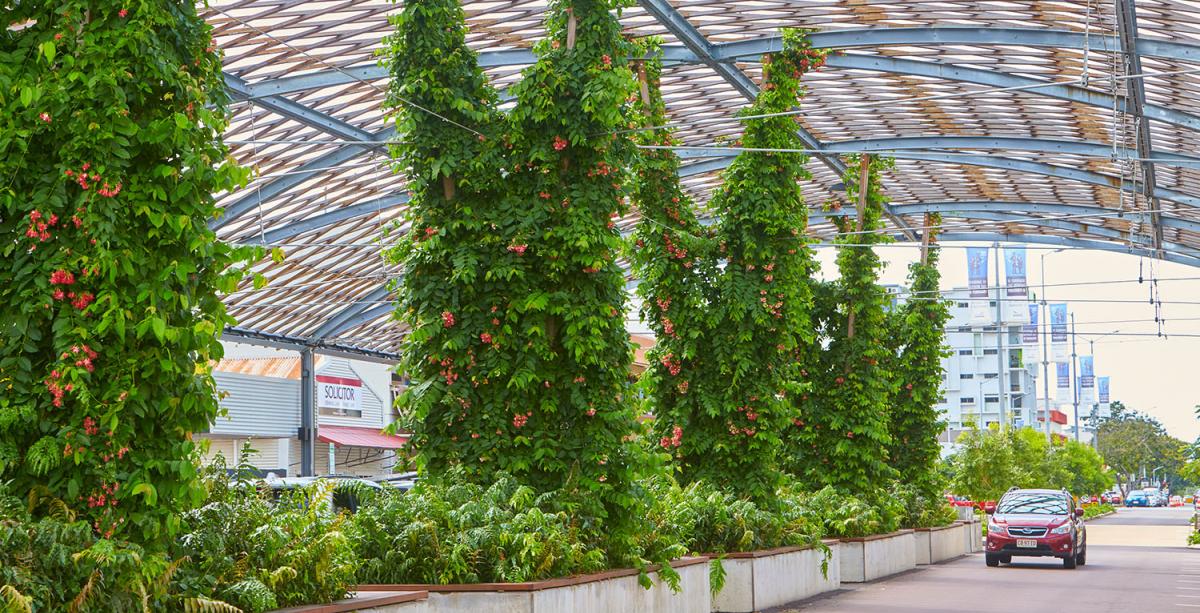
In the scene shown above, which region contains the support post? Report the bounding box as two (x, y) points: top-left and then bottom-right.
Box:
(1071, 313), (1080, 442)
(300, 347), (315, 477)
(994, 242), (1007, 428)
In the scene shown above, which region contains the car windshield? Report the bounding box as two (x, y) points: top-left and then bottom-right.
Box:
(997, 494), (1069, 515)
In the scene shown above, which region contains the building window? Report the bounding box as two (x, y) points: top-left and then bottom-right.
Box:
(957, 326), (972, 332)
(982, 326), (997, 332)
(958, 349), (973, 356)
(957, 302), (969, 308)
(1008, 349), (1023, 369)
(1012, 396), (1024, 409)
(983, 373), (998, 379)
(960, 373), (974, 380)
(973, 333), (983, 355)
(1008, 326), (1022, 344)
(983, 348), (998, 355)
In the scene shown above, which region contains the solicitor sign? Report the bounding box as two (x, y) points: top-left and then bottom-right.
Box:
(316, 375), (363, 413)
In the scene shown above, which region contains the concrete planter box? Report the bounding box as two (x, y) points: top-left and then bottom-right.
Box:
(839, 530), (916, 583)
(913, 524), (966, 565)
(960, 519), (983, 553)
(273, 590), (430, 613)
(712, 542), (840, 612)
(358, 557), (709, 613)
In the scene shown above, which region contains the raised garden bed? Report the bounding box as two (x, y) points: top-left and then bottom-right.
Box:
(839, 530), (916, 583)
(913, 524), (967, 565)
(272, 590), (430, 613)
(712, 541), (840, 612)
(357, 557), (710, 613)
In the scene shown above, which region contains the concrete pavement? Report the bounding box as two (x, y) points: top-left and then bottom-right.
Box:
(781, 507), (1198, 613)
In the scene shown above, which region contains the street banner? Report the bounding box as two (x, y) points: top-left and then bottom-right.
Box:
(1050, 303), (1069, 361)
(967, 247), (991, 323)
(1098, 376), (1110, 403)
(1080, 356), (1095, 404)
(316, 374), (363, 415)
(1022, 303), (1039, 344)
(1005, 247), (1028, 297)
(1056, 361), (1071, 400)
(967, 247), (989, 298)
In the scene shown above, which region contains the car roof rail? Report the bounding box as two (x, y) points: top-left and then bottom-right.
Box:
(1007, 486), (1020, 492)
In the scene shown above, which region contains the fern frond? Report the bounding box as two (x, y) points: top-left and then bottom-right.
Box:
(0, 585), (32, 613)
(183, 597), (244, 613)
(67, 570), (100, 613)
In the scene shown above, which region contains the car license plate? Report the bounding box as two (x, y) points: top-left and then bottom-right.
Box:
(1017, 539), (1038, 548)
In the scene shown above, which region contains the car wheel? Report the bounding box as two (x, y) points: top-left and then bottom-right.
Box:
(1000, 555), (1011, 564)
(1077, 548), (1086, 566)
(1063, 553), (1078, 569)
(986, 554), (1000, 567)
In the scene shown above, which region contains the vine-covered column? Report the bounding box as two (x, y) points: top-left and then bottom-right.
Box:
(628, 53), (719, 481)
(888, 215), (951, 496)
(0, 2), (244, 540)
(382, 0), (511, 480)
(664, 30), (824, 503)
(499, 0), (644, 522)
(793, 156), (898, 494)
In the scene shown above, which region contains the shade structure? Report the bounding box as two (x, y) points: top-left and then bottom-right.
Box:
(202, 0), (1200, 358)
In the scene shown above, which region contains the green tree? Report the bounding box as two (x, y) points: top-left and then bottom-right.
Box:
(947, 427), (1021, 502)
(887, 218), (951, 497)
(1096, 404), (1187, 493)
(791, 155), (898, 494)
(1, 0), (247, 542)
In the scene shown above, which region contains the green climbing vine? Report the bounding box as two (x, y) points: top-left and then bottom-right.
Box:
(0, 1), (247, 541)
(636, 30), (826, 504)
(790, 155), (899, 495)
(384, 0), (651, 548)
(888, 216), (951, 496)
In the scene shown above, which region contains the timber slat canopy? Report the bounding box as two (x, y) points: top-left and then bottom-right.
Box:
(204, 0), (1200, 357)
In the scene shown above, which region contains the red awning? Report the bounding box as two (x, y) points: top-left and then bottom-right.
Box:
(317, 425), (408, 450)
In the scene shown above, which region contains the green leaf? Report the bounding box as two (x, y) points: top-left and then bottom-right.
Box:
(151, 317), (166, 341)
(40, 40), (56, 64)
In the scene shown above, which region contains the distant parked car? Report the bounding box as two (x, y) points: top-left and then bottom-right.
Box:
(945, 494), (975, 508)
(1126, 492), (1150, 507)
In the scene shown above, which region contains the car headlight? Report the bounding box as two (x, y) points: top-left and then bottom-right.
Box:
(1050, 523), (1072, 535)
(988, 520), (1005, 536)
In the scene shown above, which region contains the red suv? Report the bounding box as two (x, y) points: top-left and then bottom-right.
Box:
(985, 488), (1087, 569)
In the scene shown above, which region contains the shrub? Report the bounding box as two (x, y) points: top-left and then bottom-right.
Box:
(892, 483), (957, 529)
(796, 486), (903, 539)
(1082, 503), (1114, 520)
(645, 477), (823, 555)
(0, 482), (180, 612)
(173, 466), (358, 613)
(349, 473), (612, 585)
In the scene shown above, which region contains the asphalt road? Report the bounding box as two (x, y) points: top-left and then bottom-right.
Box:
(782, 507), (1199, 613)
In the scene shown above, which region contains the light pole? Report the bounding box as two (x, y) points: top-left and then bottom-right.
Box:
(1039, 249), (1064, 443)
(1075, 329), (1121, 448)
(1070, 313), (1079, 442)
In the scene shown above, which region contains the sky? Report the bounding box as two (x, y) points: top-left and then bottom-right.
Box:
(808, 242), (1200, 443)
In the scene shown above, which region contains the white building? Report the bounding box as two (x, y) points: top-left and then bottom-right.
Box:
(198, 341), (405, 478)
(932, 287), (1069, 454)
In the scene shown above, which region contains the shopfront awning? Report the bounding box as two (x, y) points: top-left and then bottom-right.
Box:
(317, 425), (409, 450)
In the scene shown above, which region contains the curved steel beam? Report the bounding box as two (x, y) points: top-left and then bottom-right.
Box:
(936, 233), (1200, 268)
(255, 194), (411, 245)
(211, 126), (396, 231)
(884, 201), (1200, 235)
(823, 55), (1200, 134)
(308, 285), (392, 342)
(674, 143), (1200, 209)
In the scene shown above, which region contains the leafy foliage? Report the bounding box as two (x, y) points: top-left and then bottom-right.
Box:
(794, 486), (903, 539)
(635, 30), (824, 503)
(1082, 503), (1114, 520)
(0, 482), (179, 612)
(349, 473), (611, 585)
(790, 156), (898, 494)
(383, 0), (650, 547)
(946, 426), (1114, 500)
(644, 477), (824, 554)
(887, 223), (951, 497)
(1097, 402), (1190, 493)
(173, 463), (358, 613)
(891, 482), (957, 529)
(0, 0), (250, 542)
